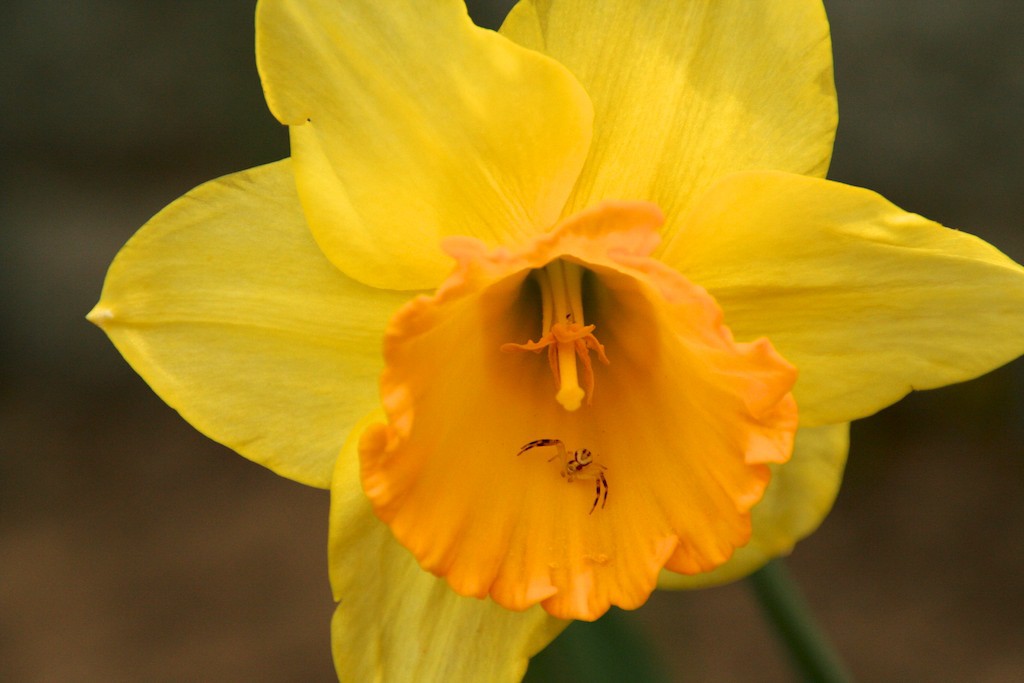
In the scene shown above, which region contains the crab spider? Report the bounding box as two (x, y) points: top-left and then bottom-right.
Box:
(517, 438), (608, 514)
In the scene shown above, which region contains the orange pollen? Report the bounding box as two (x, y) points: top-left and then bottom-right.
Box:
(500, 259), (609, 411)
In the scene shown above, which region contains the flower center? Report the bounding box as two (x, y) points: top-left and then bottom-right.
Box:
(358, 201), (798, 620)
(500, 259), (609, 411)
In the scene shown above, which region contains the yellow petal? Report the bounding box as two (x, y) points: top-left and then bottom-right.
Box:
(257, 0), (593, 290)
(359, 203), (797, 620)
(330, 413), (568, 682)
(661, 170), (1024, 426)
(87, 161), (413, 488)
(658, 423), (848, 589)
(501, 0), (836, 237)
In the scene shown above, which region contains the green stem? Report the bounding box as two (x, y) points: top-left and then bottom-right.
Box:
(748, 559), (854, 683)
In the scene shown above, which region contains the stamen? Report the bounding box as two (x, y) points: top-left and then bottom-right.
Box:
(501, 260), (609, 411)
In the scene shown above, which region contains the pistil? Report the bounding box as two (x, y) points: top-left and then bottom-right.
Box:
(502, 259), (609, 411)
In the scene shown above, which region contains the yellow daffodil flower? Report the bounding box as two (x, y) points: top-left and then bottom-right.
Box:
(89, 0), (1024, 679)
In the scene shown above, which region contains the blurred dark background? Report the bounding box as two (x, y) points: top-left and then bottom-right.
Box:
(2, 1), (1022, 680)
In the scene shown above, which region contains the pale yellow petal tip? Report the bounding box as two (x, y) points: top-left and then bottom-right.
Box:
(86, 304), (115, 328)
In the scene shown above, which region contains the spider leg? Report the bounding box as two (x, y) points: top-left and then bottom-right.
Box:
(517, 438), (564, 457)
(600, 472), (609, 509)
